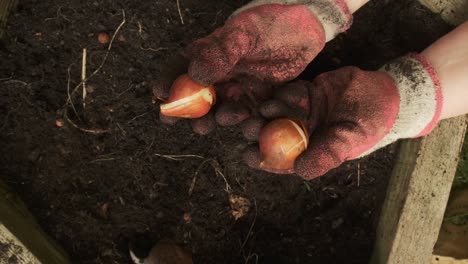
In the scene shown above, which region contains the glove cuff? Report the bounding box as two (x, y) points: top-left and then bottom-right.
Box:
(363, 54), (443, 155)
(383, 53), (443, 137)
(410, 53), (444, 137)
(233, 0), (353, 42)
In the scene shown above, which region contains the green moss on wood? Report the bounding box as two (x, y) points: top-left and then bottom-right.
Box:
(0, 0), (16, 38)
(453, 132), (468, 189)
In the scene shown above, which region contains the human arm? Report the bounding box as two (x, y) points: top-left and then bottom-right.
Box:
(345, 0), (369, 13)
(421, 21), (468, 119)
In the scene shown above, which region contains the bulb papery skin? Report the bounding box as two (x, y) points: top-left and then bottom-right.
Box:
(259, 119), (309, 171)
(160, 74), (216, 118)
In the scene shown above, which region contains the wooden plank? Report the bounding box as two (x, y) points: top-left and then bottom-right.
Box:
(432, 255), (468, 264)
(373, 2), (468, 262)
(0, 0), (16, 38)
(0, 181), (70, 263)
(371, 116), (468, 264)
(419, 0), (468, 25)
(0, 224), (40, 263)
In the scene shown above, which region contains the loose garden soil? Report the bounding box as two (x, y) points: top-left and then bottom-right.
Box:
(0, 0), (451, 263)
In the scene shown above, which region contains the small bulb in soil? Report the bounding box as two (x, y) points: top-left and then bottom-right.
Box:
(259, 118), (309, 171)
(55, 120), (64, 127)
(98, 32), (110, 44)
(130, 240), (193, 264)
(160, 74), (216, 118)
(183, 212), (192, 224)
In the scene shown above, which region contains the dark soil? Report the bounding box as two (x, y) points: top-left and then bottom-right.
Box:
(0, 0), (451, 263)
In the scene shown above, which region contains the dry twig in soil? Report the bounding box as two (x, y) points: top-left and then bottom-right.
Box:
(176, 0), (184, 25)
(154, 153), (205, 161)
(63, 10), (127, 134)
(189, 159), (213, 196)
(81, 48), (87, 109)
(65, 9), (126, 106)
(241, 199), (257, 249)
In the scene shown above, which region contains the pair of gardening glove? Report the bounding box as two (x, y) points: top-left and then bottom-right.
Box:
(153, 0), (443, 179)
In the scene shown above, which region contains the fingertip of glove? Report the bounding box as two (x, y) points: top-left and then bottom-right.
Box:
(191, 113), (216, 135)
(259, 100), (290, 119)
(241, 116), (266, 141)
(242, 145), (262, 170)
(187, 51), (230, 86)
(187, 61), (214, 86)
(215, 102), (250, 127)
(186, 41), (238, 86)
(294, 153), (329, 180)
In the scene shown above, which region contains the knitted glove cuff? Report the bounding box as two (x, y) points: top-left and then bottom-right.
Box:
(233, 0), (352, 42)
(362, 53), (443, 156)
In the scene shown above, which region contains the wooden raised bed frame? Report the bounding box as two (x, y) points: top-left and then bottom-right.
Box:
(372, 1), (468, 263)
(0, 0), (467, 263)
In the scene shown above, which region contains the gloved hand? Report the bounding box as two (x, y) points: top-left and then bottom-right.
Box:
(243, 54), (443, 179)
(154, 0), (353, 134)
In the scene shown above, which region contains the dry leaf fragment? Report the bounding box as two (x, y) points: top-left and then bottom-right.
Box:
(98, 32), (110, 44)
(229, 195), (251, 220)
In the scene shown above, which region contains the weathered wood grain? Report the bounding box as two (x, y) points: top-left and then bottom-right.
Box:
(0, 0), (16, 37)
(0, 181), (70, 263)
(419, 0), (468, 25)
(371, 116), (468, 264)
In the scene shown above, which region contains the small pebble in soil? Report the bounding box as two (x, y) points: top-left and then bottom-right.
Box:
(98, 32), (110, 44)
(100, 203), (109, 219)
(140, 32), (150, 40)
(183, 212), (192, 224)
(86, 84), (95, 94)
(27, 148), (41, 162)
(135, 82), (148, 97)
(332, 218), (344, 229)
(55, 119), (64, 127)
(156, 211), (165, 219)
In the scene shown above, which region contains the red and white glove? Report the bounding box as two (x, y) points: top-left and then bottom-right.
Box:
(243, 53), (443, 179)
(154, 0), (353, 134)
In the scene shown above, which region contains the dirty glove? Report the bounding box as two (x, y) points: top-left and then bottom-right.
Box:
(154, 0), (353, 134)
(243, 54), (443, 179)
(186, 0), (353, 84)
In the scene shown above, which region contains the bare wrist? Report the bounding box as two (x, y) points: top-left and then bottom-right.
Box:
(421, 21), (468, 119)
(344, 0), (370, 13)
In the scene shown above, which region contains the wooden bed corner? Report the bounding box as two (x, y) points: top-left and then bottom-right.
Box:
(371, 116), (468, 264)
(371, 1), (468, 261)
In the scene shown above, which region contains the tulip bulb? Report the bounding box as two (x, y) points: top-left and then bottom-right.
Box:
(160, 74), (216, 118)
(130, 239), (193, 264)
(259, 118), (309, 171)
